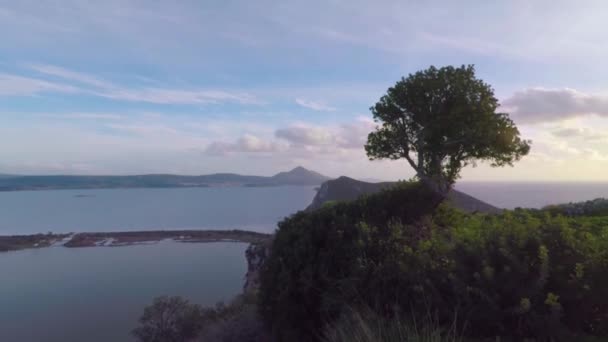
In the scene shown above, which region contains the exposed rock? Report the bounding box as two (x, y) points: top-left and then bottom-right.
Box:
(243, 242), (271, 294)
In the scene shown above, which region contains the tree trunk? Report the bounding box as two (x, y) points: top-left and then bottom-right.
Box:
(419, 174), (452, 206)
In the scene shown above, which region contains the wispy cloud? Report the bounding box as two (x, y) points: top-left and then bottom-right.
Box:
(3, 64), (262, 105)
(295, 98), (336, 111)
(0, 73), (78, 96)
(44, 113), (125, 120)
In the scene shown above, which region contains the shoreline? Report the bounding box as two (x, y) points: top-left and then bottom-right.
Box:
(0, 229), (272, 252)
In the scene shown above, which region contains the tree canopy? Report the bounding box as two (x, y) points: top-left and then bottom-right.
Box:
(365, 65), (530, 195)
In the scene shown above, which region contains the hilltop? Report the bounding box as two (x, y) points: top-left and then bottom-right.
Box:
(307, 176), (501, 214)
(0, 167), (330, 191)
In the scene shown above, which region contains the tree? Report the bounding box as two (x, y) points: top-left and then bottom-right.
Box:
(132, 296), (210, 342)
(365, 65), (530, 196)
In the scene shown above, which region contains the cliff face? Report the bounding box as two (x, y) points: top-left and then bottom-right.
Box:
(243, 243), (270, 294)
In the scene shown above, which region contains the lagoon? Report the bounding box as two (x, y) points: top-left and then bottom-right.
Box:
(0, 186), (317, 235)
(0, 241), (248, 342)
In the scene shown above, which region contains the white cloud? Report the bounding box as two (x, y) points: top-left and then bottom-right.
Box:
(1, 64), (262, 105)
(45, 113), (125, 120)
(205, 134), (286, 155)
(295, 98), (336, 111)
(503, 88), (608, 123)
(205, 117), (375, 160)
(551, 127), (608, 141)
(28, 63), (115, 88)
(275, 124), (334, 146)
(275, 117), (374, 150)
(0, 73), (78, 96)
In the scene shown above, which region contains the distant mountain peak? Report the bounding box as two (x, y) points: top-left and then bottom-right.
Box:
(271, 167), (331, 185)
(290, 166), (308, 172)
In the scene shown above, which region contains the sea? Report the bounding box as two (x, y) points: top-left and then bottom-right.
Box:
(1, 183), (607, 341)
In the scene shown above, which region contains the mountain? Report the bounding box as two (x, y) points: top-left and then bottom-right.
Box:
(271, 166), (331, 185)
(0, 167), (330, 191)
(307, 176), (501, 214)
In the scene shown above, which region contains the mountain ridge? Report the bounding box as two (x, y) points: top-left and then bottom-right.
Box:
(307, 176), (501, 214)
(0, 167), (329, 192)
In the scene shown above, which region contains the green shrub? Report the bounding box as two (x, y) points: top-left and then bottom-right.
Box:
(544, 198), (608, 217)
(259, 183), (608, 341)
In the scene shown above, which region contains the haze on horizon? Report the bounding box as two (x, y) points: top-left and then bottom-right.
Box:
(2, 1), (608, 181)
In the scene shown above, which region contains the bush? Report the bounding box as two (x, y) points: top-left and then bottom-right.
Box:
(259, 183), (608, 341)
(197, 293), (270, 342)
(134, 294), (269, 342)
(132, 296), (210, 342)
(544, 198), (608, 217)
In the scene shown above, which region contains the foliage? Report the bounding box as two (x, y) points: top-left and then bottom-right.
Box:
(323, 307), (461, 342)
(365, 65), (530, 194)
(544, 198), (608, 217)
(259, 183), (608, 341)
(134, 294), (269, 342)
(197, 293), (270, 342)
(132, 296), (210, 342)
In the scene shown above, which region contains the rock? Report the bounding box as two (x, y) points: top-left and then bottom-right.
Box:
(243, 243), (270, 294)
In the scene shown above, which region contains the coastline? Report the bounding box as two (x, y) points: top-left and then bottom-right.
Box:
(0, 229), (271, 252)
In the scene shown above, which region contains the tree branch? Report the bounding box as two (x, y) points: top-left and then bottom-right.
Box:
(403, 152), (420, 173)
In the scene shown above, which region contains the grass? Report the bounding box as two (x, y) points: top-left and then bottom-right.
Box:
(323, 307), (463, 342)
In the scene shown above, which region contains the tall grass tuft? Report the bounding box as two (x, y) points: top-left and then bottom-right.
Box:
(323, 307), (462, 342)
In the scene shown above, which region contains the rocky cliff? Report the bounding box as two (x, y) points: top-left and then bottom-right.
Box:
(243, 242), (270, 294)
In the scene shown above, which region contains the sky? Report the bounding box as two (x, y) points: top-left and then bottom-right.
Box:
(1, 0), (608, 181)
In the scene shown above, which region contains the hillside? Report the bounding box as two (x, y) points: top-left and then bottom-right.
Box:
(307, 176), (501, 214)
(0, 167), (329, 191)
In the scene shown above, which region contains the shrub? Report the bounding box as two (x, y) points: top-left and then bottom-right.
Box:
(132, 296), (210, 342)
(259, 183), (608, 341)
(197, 293), (269, 342)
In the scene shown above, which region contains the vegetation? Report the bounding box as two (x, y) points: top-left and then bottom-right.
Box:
(259, 182), (608, 341)
(132, 296), (209, 342)
(323, 307), (462, 342)
(134, 294), (267, 342)
(544, 198), (608, 217)
(365, 65), (530, 195)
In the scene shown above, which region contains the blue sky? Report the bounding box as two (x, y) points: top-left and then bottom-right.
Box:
(2, 0), (608, 180)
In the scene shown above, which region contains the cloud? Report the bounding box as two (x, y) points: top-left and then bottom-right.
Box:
(275, 124), (334, 146)
(275, 118), (374, 149)
(5, 64), (261, 105)
(206, 117), (375, 159)
(45, 113), (125, 120)
(551, 127), (608, 141)
(503, 88), (608, 123)
(205, 134), (286, 155)
(28, 63), (114, 88)
(0, 73), (78, 96)
(295, 98), (336, 111)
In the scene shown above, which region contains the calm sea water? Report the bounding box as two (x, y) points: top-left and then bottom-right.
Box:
(0, 186), (317, 235)
(2, 183), (608, 342)
(0, 241), (248, 342)
(455, 182), (608, 209)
